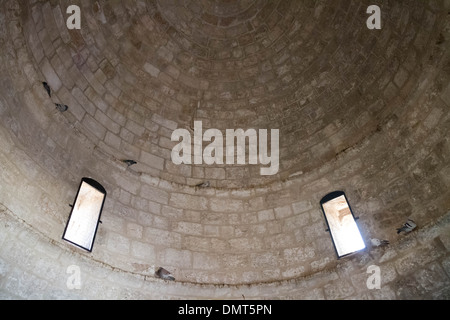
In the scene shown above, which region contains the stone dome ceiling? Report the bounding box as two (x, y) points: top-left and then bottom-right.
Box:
(13, 0), (446, 189)
(0, 0), (449, 297)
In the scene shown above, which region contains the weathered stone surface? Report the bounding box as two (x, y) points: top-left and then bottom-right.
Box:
(0, 0), (449, 300)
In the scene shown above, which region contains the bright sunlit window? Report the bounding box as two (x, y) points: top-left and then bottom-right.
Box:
(320, 191), (366, 258)
(62, 178), (107, 252)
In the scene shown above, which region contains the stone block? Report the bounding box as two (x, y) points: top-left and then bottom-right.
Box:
(131, 241), (155, 260)
(4, 268), (48, 299)
(136, 210), (156, 227)
(82, 114), (106, 140)
(38, 28), (55, 57)
(283, 247), (316, 265)
(441, 83), (450, 105)
(281, 265), (306, 279)
(50, 54), (75, 89)
(370, 286), (397, 300)
(392, 277), (425, 299)
(112, 172), (140, 196)
(165, 161), (192, 178)
(160, 248), (192, 269)
(251, 252), (280, 269)
(0, 257), (10, 278)
(414, 262), (450, 293)
(144, 63), (160, 78)
(220, 225), (234, 238)
(193, 252), (221, 270)
(324, 279), (356, 300)
(107, 233), (130, 255)
(274, 205), (292, 219)
(221, 254), (249, 269)
(162, 205), (183, 219)
(169, 193), (207, 211)
(380, 263), (399, 286)
(140, 151), (165, 171)
(40, 58), (62, 92)
(95, 110), (121, 134)
(205, 167), (226, 180)
(104, 131), (121, 150)
(126, 222), (143, 239)
(209, 197), (243, 213)
(52, 5), (71, 43)
(140, 185), (169, 205)
(174, 221), (203, 236)
(204, 225), (219, 237)
(152, 114), (178, 131)
(395, 241), (445, 276)
(229, 237), (264, 252)
(183, 236), (211, 252)
(144, 227), (181, 248)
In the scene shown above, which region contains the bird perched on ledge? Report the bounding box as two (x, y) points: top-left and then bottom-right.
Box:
(42, 82), (51, 97)
(155, 267), (175, 281)
(396, 219), (417, 235)
(122, 160), (137, 167)
(371, 238), (390, 247)
(55, 103), (68, 112)
(195, 181), (210, 189)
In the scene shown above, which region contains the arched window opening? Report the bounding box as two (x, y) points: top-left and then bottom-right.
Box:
(63, 178), (107, 252)
(320, 191), (366, 259)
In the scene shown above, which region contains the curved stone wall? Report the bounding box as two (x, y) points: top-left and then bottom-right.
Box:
(0, 0), (449, 299)
(1, 205), (449, 299)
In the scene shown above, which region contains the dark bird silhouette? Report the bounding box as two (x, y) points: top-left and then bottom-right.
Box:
(396, 219), (417, 235)
(155, 267), (175, 281)
(42, 82), (51, 97)
(55, 103), (68, 112)
(123, 160), (137, 167)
